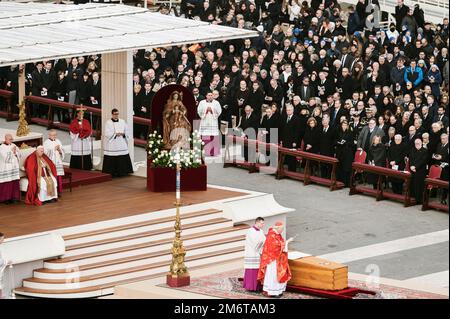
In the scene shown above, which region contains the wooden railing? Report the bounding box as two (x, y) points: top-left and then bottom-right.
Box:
(0, 89), (16, 121)
(350, 162), (414, 207)
(223, 134), (344, 191)
(276, 146), (344, 191)
(422, 178), (449, 213)
(22, 95), (151, 146)
(223, 135), (275, 173)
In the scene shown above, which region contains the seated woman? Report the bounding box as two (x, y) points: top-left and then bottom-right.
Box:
(24, 146), (58, 206)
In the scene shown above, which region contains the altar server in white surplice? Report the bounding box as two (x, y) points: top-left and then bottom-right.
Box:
(243, 217), (266, 292)
(44, 130), (65, 194)
(102, 108), (133, 177)
(0, 134), (20, 204)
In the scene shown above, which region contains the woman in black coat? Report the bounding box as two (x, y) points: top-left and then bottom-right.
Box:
(409, 138), (429, 204)
(303, 117), (320, 154)
(387, 135), (407, 194)
(335, 120), (355, 187)
(247, 82), (265, 118)
(367, 134), (387, 189)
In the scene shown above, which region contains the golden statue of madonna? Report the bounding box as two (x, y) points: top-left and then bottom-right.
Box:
(162, 91), (192, 149)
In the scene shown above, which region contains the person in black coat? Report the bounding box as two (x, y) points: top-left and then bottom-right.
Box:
(367, 135), (387, 189)
(335, 120), (355, 187)
(88, 72), (101, 108)
(238, 105), (260, 162)
(260, 106), (280, 145)
(387, 134), (407, 194)
(304, 117), (320, 154)
(409, 138), (429, 204)
(431, 133), (449, 204)
(319, 115), (337, 178)
(247, 82), (265, 118)
(280, 105), (301, 171)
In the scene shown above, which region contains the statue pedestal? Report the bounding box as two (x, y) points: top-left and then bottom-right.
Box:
(147, 160), (207, 192)
(166, 273), (190, 287)
(0, 128), (43, 148)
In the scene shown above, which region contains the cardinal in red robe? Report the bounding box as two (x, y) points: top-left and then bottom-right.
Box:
(69, 108), (93, 170)
(258, 222), (292, 297)
(25, 146), (58, 206)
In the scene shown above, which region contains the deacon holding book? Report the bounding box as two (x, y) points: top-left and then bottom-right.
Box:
(258, 221), (293, 298)
(102, 108), (134, 177)
(69, 107), (92, 170)
(243, 217), (266, 292)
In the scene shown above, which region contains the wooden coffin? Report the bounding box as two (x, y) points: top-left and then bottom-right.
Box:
(288, 256), (348, 291)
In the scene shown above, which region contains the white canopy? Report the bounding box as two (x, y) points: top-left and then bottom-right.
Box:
(0, 2), (258, 67)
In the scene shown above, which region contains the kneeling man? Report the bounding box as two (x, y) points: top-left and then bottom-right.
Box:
(258, 221), (293, 298)
(25, 146), (58, 205)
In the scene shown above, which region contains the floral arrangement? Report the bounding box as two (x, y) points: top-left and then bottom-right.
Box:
(148, 130), (204, 169)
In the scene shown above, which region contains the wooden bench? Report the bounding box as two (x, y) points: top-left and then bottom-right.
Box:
(422, 178), (449, 212)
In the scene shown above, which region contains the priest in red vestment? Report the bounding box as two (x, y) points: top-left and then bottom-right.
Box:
(257, 221), (293, 297)
(69, 108), (93, 170)
(25, 146), (58, 206)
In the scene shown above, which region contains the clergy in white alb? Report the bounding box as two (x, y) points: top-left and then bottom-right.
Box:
(243, 217), (266, 291)
(102, 108), (134, 177)
(198, 92), (222, 156)
(0, 134), (20, 204)
(44, 130), (65, 194)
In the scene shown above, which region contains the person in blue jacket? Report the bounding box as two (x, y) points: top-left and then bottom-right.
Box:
(404, 60), (423, 89)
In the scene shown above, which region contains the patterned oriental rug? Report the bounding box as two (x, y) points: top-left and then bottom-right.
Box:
(159, 269), (446, 299)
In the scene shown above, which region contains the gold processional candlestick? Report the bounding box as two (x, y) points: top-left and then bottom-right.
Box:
(16, 101), (30, 137)
(167, 151), (190, 287)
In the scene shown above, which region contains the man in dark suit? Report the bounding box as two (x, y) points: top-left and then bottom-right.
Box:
(330, 99), (349, 128)
(339, 47), (355, 70)
(432, 133), (449, 204)
(395, 0), (410, 32)
(31, 62), (45, 117)
(238, 105), (259, 162)
(88, 72), (101, 108)
(357, 118), (386, 153)
(280, 104), (301, 171)
(297, 77), (315, 102)
(319, 115), (336, 178)
(433, 106), (449, 129)
(41, 61), (56, 99)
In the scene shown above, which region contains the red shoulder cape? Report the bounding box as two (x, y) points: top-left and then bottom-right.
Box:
(257, 228), (292, 284)
(69, 118), (92, 139)
(24, 152), (57, 206)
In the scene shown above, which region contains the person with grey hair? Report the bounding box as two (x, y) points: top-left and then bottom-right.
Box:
(388, 134), (407, 194)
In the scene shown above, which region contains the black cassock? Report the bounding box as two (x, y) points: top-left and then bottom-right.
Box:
(335, 130), (354, 186)
(409, 147), (429, 204)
